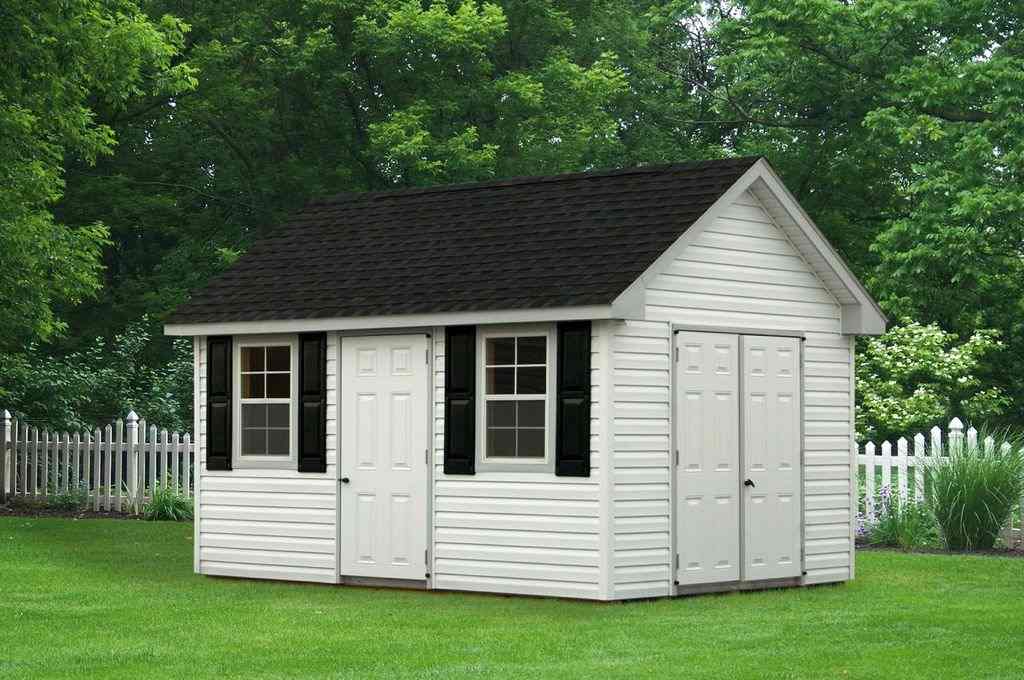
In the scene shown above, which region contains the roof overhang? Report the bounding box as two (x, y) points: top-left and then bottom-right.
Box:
(611, 158), (888, 336)
(164, 301), (641, 337)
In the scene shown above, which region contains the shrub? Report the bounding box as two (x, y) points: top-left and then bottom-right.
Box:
(929, 428), (1024, 551)
(863, 485), (938, 549)
(143, 481), (193, 521)
(50, 484), (89, 512)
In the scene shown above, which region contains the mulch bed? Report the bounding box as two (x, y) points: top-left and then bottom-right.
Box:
(857, 542), (1024, 558)
(0, 502), (139, 521)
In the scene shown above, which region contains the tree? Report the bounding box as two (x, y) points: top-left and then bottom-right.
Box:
(0, 0), (195, 355)
(697, 0), (1024, 426)
(855, 322), (1009, 442)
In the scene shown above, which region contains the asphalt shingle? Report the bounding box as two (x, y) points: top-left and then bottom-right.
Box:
(168, 157), (760, 324)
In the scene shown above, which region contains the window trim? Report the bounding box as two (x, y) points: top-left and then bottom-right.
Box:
(232, 334), (299, 469)
(475, 324), (557, 472)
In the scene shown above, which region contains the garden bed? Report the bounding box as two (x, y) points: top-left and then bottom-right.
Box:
(856, 542), (1024, 559)
(0, 501), (137, 521)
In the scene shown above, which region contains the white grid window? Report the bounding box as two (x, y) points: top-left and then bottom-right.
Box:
(483, 335), (547, 459)
(239, 345), (292, 456)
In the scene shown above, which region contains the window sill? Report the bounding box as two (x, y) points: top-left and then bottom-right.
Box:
(232, 456), (296, 470)
(475, 458), (553, 474)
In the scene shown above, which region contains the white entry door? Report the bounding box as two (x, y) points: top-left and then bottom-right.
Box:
(674, 331), (741, 585)
(741, 335), (802, 581)
(339, 334), (429, 580)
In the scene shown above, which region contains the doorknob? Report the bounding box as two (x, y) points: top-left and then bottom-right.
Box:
(341, 477), (350, 484)
(744, 479), (755, 488)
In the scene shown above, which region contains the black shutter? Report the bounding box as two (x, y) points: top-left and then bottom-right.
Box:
(206, 336), (232, 471)
(444, 326), (476, 475)
(556, 321), (592, 477)
(298, 332), (327, 473)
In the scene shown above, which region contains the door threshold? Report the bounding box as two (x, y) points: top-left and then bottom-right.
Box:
(675, 576), (801, 596)
(338, 575), (429, 590)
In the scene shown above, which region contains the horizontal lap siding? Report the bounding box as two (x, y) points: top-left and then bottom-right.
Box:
(610, 320), (672, 599)
(195, 333), (339, 584)
(644, 190), (853, 586)
(431, 326), (606, 600)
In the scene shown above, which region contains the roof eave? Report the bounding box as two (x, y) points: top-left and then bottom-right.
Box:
(164, 302), (635, 337)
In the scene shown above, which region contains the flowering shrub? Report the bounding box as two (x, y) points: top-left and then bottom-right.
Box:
(856, 322), (1009, 442)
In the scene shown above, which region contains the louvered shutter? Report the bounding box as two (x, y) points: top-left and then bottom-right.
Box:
(444, 326), (476, 475)
(298, 332), (327, 473)
(556, 321), (591, 477)
(206, 336), (232, 471)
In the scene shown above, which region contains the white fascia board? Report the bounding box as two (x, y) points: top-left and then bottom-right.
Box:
(750, 160), (888, 335)
(164, 304), (615, 337)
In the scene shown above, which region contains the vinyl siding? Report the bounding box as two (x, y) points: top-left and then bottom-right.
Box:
(643, 189), (854, 587)
(431, 324), (609, 599)
(609, 320), (673, 599)
(194, 333), (339, 583)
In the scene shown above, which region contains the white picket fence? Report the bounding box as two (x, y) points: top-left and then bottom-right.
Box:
(857, 417), (1023, 548)
(0, 409), (193, 514)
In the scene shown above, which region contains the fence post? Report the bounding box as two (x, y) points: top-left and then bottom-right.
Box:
(913, 433), (926, 501)
(949, 418), (964, 451)
(127, 411), (140, 515)
(896, 437), (909, 503)
(864, 442), (876, 518)
(1, 410), (10, 502)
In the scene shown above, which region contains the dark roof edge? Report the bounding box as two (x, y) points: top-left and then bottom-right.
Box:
(310, 156), (764, 206)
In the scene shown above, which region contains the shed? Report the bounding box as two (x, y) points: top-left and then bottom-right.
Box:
(166, 157), (886, 600)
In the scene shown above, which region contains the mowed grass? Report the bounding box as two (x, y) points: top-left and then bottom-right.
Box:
(1, 519), (1023, 679)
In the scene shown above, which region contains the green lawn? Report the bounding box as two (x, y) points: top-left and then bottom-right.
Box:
(1, 519), (1022, 679)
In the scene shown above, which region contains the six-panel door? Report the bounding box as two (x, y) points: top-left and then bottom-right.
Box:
(674, 332), (741, 585)
(740, 335), (802, 581)
(674, 331), (803, 586)
(339, 334), (429, 580)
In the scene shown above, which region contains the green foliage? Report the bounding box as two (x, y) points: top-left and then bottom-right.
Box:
(864, 486), (939, 550)
(6, 0), (1024, 436)
(0, 318), (193, 432)
(0, 0), (195, 353)
(856, 322), (1010, 442)
(705, 0), (1024, 426)
(928, 428), (1024, 551)
(143, 481), (194, 521)
(50, 484), (90, 513)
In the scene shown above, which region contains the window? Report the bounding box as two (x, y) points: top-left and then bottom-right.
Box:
(237, 341), (295, 460)
(480, 329), (553, 462)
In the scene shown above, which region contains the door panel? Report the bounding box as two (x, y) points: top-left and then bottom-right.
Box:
(340, 334), (429, 580)
(674, 332), (741, 585)
(741, 335), (802, 581)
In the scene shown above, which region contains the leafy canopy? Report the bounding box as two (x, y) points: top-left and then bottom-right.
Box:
(0, 0), (195, 353)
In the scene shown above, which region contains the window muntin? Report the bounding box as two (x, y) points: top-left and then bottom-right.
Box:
(483, 335), (548, 459)
(239, 345), (292, 457)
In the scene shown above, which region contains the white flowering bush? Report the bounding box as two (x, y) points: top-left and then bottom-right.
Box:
(856, 322), (1009, 442)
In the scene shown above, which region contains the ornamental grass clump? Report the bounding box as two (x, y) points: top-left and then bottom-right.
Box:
(929, 427), (1024, 551)
(143, 480), (194, 522)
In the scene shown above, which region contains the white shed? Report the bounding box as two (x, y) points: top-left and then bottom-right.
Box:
(165, 157), (886, 600)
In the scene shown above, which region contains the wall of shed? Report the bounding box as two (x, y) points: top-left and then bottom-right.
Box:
(430, 324), (610, 600)
(193, 334), (339, 583)
(612, 189), (855, 597)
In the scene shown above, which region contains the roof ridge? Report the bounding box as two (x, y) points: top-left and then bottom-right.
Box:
(312, 156), (763, 206)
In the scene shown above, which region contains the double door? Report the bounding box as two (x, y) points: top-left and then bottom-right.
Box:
(674, 331), (802, 586)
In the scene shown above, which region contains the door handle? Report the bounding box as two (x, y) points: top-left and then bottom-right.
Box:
(744, 479), (755, 488)
(341, 477), (350, 484)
